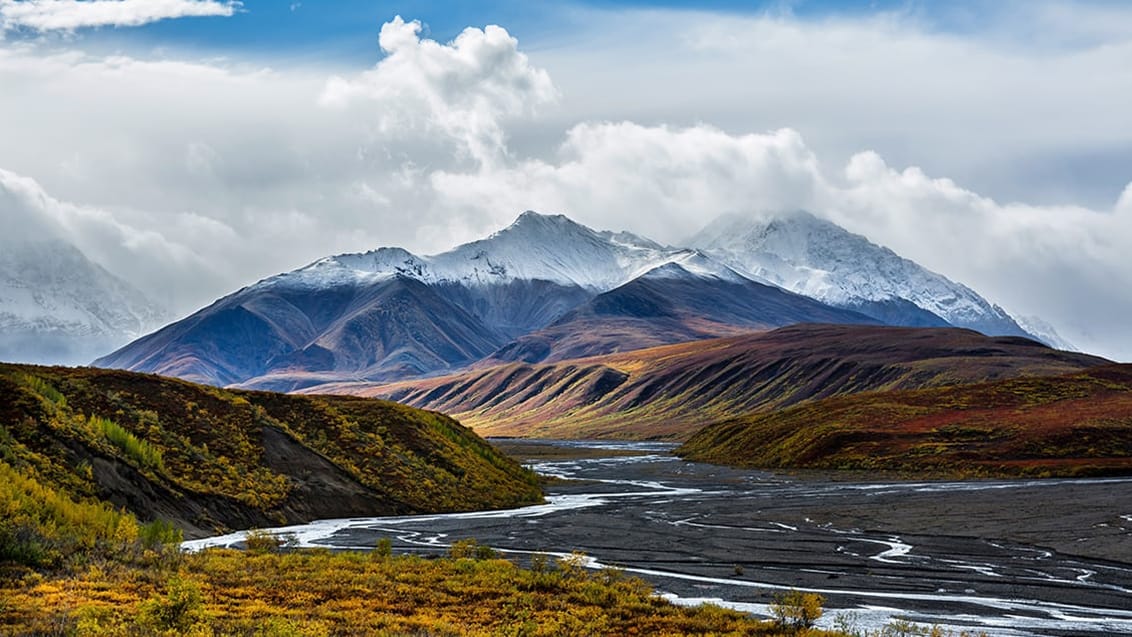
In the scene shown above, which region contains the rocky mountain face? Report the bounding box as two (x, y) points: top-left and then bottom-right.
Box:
(95, 210), (1050, 389)
(0, 239), (166, 366)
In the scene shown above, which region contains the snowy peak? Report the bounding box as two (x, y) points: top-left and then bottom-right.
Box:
(262, 211), (688, 293)
(0, 238), (167, 365)
(434, 211), (672, 290)
(633, 250), (748, 283)
(690, 211), (1030, 337)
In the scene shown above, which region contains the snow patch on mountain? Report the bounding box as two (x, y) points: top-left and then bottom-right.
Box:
(689, 211), (1029, 336)
(260, 211), (715, 293)
(1015, 315), (1077, 351)
(0, 239), (167, 365)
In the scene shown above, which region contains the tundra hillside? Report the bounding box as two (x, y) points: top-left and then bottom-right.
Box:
(678, 364), (1132, 478)
(0, 362), (542, 547)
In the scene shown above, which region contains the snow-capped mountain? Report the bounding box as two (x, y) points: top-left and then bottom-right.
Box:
(273, 211), (678, 292)
(95, 212), (871, 388)
(96, 210), (1058, 390)
(0, 239), (167, 365)
(689, 211), (1031, 338)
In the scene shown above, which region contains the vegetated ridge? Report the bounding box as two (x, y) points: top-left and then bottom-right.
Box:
(677, 364), (1132, 477)
(312, 324), (1107, 440)
(0, 362), (541, 541)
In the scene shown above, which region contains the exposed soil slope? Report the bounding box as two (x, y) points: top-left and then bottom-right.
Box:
(677, 364), (1132, 477)
(313, 324), (1107, 440)
(0, 363), (541, 538)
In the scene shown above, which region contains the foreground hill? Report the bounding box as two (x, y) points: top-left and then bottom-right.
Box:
(316, 324), (1106, 440)
(0, 362), (541, 540)
(677, 365), (1132, 477)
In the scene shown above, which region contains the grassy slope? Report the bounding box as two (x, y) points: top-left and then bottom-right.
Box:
(677, 365), (1132, 477)
(0, 362), (541, 541)
(314, 324), (1107, 440)
(1, 548), (831, 637)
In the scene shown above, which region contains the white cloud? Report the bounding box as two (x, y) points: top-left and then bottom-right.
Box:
(0, 167), (231, 312)
(0, 9), (1130, 362)
(0, 0), (238, 32)
(432, 123), (825, 241)
(320, 16), (557, 167)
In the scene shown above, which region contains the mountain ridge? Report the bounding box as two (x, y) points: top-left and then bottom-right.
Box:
(676, 363), (1132, 477)
(689, 210), (1030, 337)
(94, 210), (1055, 392)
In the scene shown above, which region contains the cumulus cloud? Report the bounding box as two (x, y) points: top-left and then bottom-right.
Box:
(320, 16), (556, 167)
(0, 0), (238, 32)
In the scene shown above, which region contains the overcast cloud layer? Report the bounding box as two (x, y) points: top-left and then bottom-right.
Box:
(0, 5), (1130, 360)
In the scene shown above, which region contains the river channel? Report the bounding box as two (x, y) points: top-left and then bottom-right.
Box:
(184, 439), (1132, 636)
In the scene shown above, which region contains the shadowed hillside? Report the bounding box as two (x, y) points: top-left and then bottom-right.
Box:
(677, 365), (1132, 477)
(312, 324), (1107, 440)
(0, 362), (541, 541)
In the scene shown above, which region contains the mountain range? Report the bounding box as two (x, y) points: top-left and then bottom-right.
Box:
(93, 210), (1057, 391)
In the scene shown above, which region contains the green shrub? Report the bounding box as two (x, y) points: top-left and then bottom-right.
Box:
(140, 519), (182, 550)
(375, 537), (393, 558)
(138, 575), (205, 631)
(770, 589), (824, 630)
(88, 415), (164, 473)
(245, 529), (284, 554)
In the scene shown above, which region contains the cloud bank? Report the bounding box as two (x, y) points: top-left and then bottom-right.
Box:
(0, 7), (1130, 361)
(0, 0), (238, 32)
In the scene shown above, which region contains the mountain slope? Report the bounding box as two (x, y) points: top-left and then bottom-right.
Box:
(314, 324), (1107, 440)
(95, 275), (507, 390)
(0, 239), (165, 365)
(690, 211), (1029, 336)
(0, 362), (541, 539)
(483, 258), (879, 365)
(677, 364), (1132, 477)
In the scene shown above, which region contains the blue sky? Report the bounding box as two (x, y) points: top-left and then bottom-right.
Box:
(43, 1), (970, 65)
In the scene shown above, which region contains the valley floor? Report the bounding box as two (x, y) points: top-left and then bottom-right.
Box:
(188, 440), (1132, 637)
